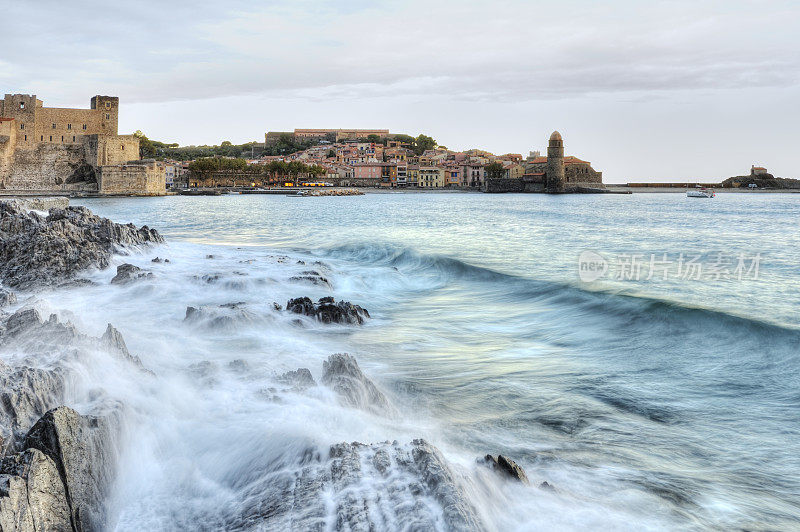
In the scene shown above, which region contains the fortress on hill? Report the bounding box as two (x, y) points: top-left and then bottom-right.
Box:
(0, 94), (165, 195)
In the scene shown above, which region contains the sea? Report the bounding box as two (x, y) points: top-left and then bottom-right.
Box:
(29, 192), (800, 530)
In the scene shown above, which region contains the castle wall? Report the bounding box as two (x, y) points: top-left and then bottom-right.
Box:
(5, 142), (96, 191)
(0, 119), (17, 187)
(98, 160), (165, 196)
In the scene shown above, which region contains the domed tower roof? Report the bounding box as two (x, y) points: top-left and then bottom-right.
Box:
(550, 131), (562, 141)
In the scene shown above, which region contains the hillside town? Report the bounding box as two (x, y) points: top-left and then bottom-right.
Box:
(173, 128), (604, 192)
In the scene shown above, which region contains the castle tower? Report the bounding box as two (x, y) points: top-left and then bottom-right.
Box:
(91, 96), (119, 135)
(546, 131), (565, 192)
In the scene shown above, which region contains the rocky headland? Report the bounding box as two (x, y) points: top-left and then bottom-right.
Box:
(0, 199), (532, 531)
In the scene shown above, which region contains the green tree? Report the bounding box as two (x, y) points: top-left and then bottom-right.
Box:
(413, 134), (437, 155)
(485, 162), (506, 180)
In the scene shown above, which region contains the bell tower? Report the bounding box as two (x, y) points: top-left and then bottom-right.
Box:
(546, 131), (565, 192)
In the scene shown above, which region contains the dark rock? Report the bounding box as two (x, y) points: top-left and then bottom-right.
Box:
(539, 481), (555, 491)
(480, 454), (529, 484)
(289, 271), (331, 288)
(285, 297), (369, 325)
(0, 200), (163, 290)
(272, 302), (282, 311)
(277, 368), (316, 391)
(227, 359), (250, 374)
(0, 448), (72, 531)
(151, 257), (169, 263)
(321, 354), (389, 413)
(205, 254), (215, 259)
(110, 263), (152, 285)
(0, 289), (16, 308)
(24, 406), (117, 531)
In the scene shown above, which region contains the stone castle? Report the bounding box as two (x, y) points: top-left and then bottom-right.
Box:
(0, 94), (165, 195)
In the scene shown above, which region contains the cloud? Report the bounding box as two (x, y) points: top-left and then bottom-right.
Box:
(1, 0), (799, 106)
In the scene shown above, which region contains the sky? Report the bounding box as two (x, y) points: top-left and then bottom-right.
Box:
(1, 0), (798, 183)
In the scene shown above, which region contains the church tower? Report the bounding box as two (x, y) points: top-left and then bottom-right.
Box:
(546, 131), (565, 192)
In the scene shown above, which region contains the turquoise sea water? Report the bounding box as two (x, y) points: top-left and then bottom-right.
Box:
(62, 192), (799, 530)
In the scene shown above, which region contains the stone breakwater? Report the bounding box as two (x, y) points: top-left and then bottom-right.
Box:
(0, 201), (531, 531)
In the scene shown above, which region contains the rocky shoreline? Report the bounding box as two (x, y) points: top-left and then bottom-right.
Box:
(0, 199), (533, 531)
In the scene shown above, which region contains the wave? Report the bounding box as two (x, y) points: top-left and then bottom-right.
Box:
(309, 241), (800, 340)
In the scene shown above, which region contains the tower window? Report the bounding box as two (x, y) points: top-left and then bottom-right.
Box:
(61, 136), (64, 142)
(24, 135), (27, 141)
(67, 124), (72, 130)
(82, 124), (87, 130)
(52, 123), (56, 129)
(72, 136), (75, 142)
(19, 123), (24, 130)
(40, 135), (43, 141)
(121, 145), (125, 150)
(49, 136), (52, 142)
(19, 102), (25, 109)
(105, 102), (111, 109)
(105, 114), (110, 120)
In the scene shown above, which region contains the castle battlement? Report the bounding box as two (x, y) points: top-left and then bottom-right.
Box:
(0, 93), (163, 195)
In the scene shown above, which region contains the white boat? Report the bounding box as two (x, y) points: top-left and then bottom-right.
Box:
(687, 187), (715, 198)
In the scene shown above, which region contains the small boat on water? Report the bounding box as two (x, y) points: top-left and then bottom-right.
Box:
(287, 190), (309, 197)
(687, 187), (715, 198)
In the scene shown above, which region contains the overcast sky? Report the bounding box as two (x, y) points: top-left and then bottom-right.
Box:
(1, 0), (798, 182)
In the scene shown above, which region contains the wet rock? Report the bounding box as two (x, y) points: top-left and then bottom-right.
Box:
(277, 368), (316, 391)
(539, 481), (555, 491)
(321, 353), (389, 413)
(101, 323), (147, 370)
(229, 439), (484, 531)
(0, 363), (65, 456)
(480, 454), (529, 484)
(0, 200), (163, 290)
(227, 359), (250, 374)
(184, 304), (257, 329)
(0, 289), (16, 308)
(289, 271), (331, 288)
(0, 448), (72, 531)
(206, 254), (215, 259)
(24, 406), (117, 531)
(110, 263), (153, 285)
(151, 257), (169, 263)
(285, 297), (369, 325)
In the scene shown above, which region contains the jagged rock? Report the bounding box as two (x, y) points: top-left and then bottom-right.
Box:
(101, 324), (147, 370)
(0, 289), (16, 308)
(0, 448), (72, 531)
(480, 454), (529, 484)
(110, 263), (153, 285)
(0, 200), (163, 290)
(289, 271), (331, 288)
(321, 354), (389, 413)
(228, 439), (484, 531)
(0, 363), (65, 456)
(151, 257), (169, 263)
(285, 297), (369, 325)
(24, 406), (117, 531)
(277, 368), (316, 391)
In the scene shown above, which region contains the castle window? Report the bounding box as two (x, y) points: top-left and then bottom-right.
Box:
(72, 136), (75, 142)
(40, 135), (43, 141)
(52, 123), (56, 129)
(49, 136), (52, 142)
(61, 136), (64, 142)
(24, 135), (27, 141)
(67, 124), (72, 130)
(82, 124), (87, 130)
(20, 123), (24, 130)
(105, 114), (110, 120)
(19, 102), (25, 109)
(105, 102), (111, 109)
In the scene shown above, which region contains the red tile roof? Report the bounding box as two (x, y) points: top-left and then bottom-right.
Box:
(0, 117), (15, 122)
